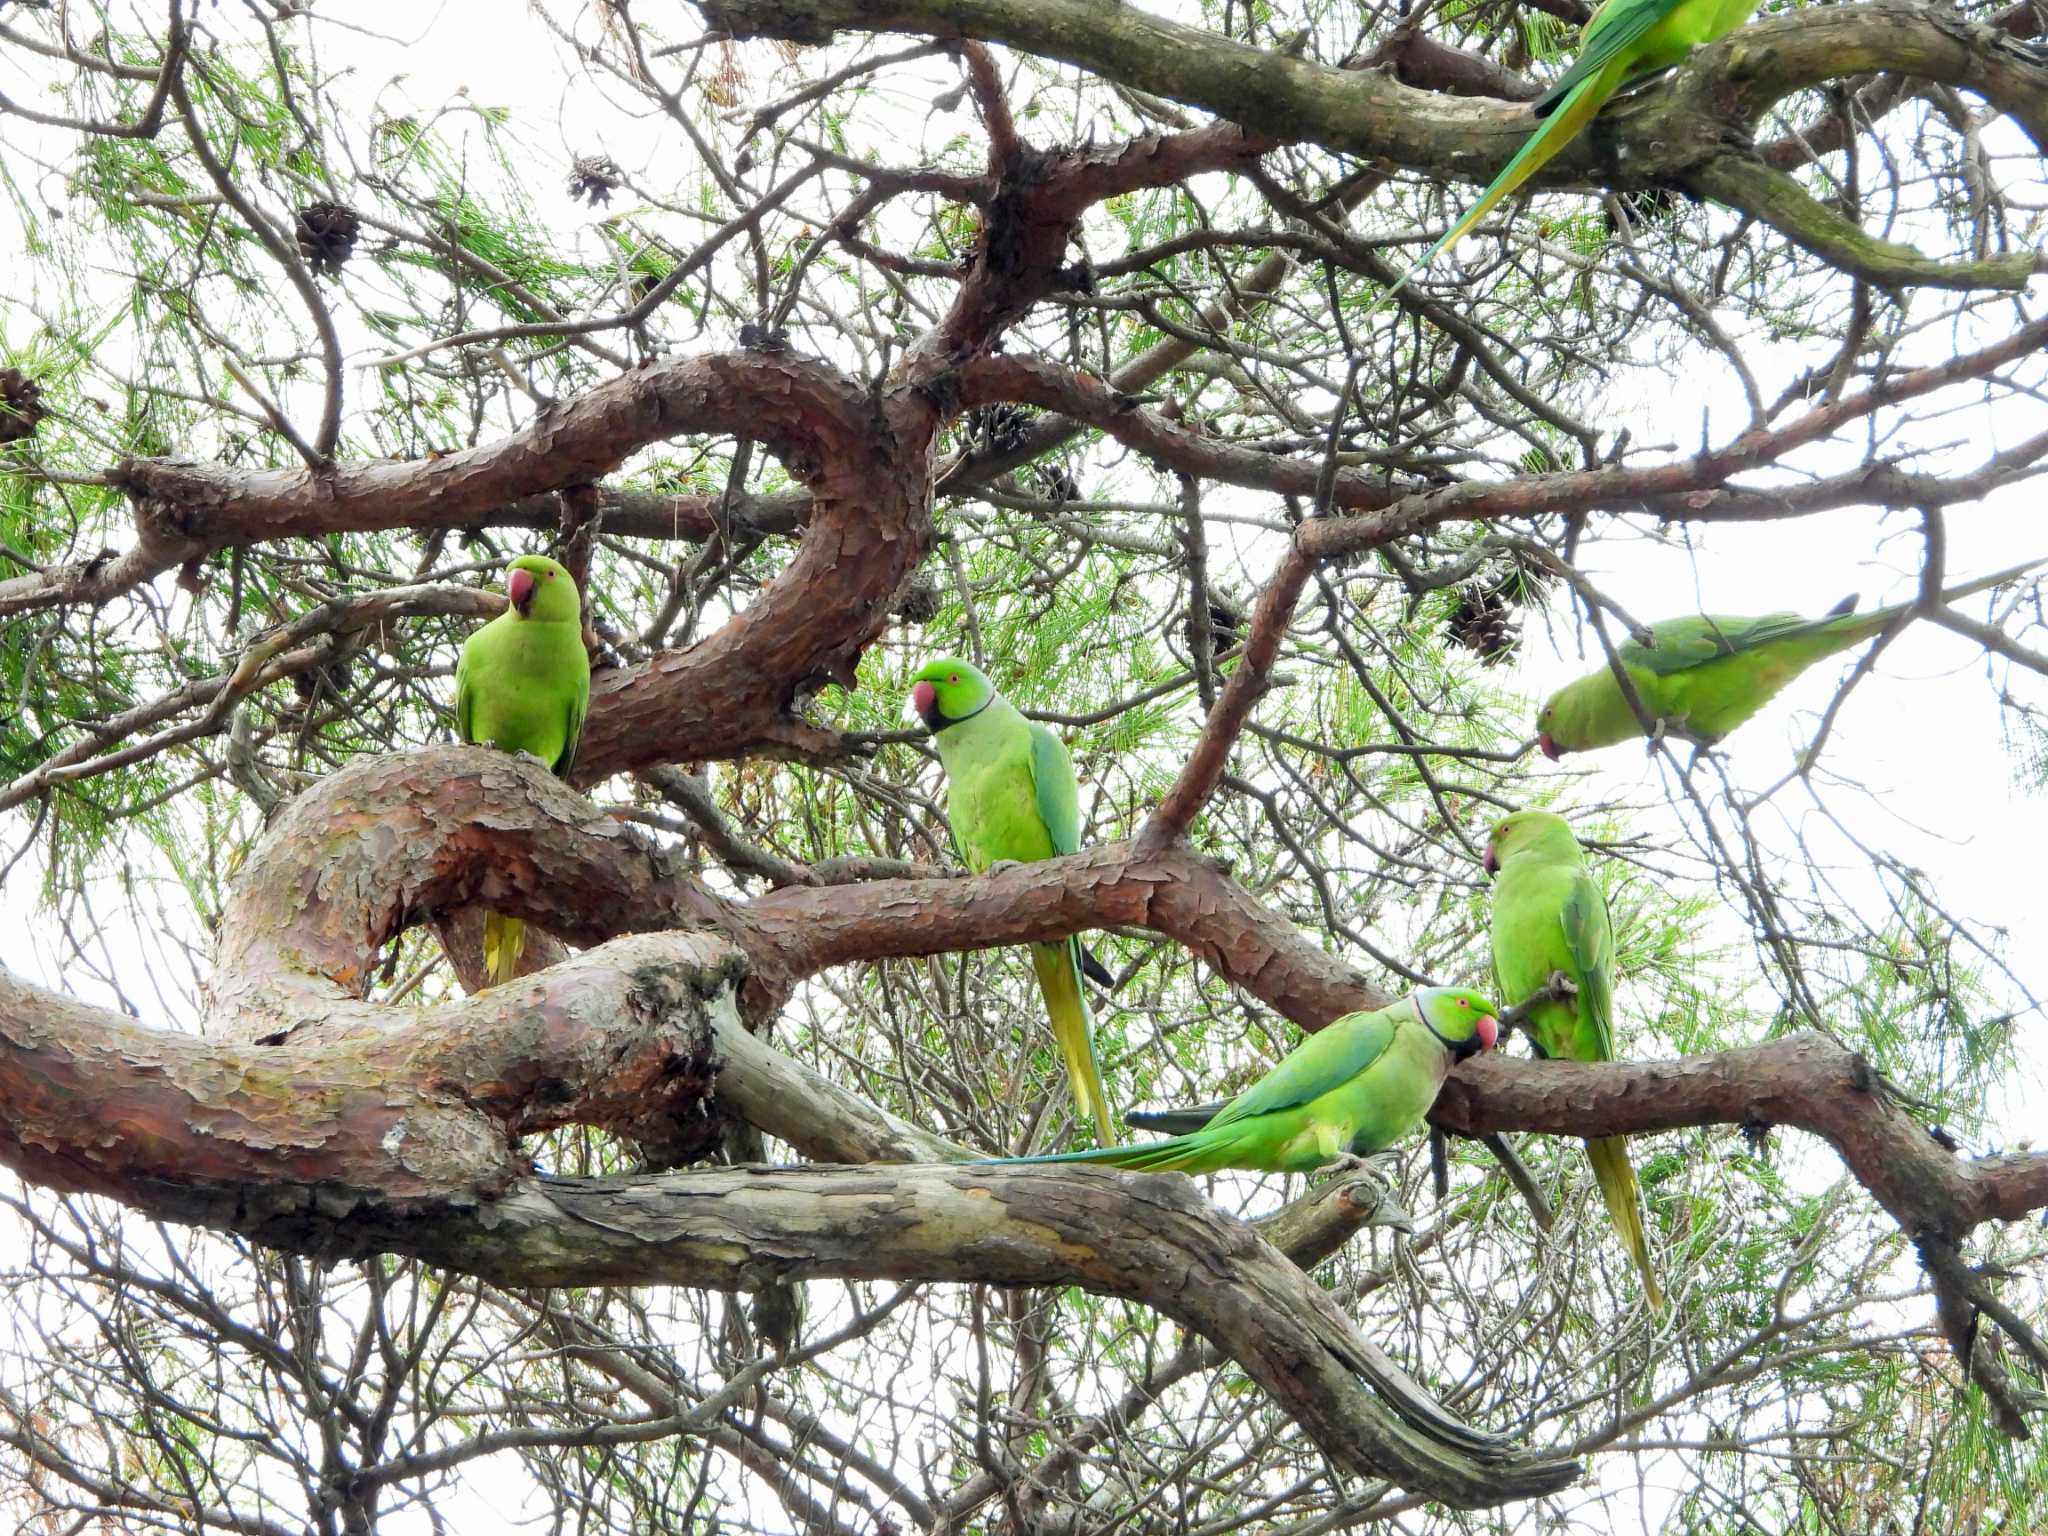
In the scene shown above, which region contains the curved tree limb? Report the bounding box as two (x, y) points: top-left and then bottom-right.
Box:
(2, 743), (2044, 1484)
(696, 0), (2045, 290)
(0, 742), (1579, 1504)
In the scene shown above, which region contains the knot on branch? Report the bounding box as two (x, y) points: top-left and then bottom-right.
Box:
(695, 0), (839, 46)
(112, 456), (218, 544)
(211, 746), (735, 1021)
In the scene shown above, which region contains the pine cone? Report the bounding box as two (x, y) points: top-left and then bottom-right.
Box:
(964, 403), (1033, 455)
(1188, 593), (1246, 660)
(1446, 584), (1520, 666)
(295, 202), (361, 277)
(568, 155), (623, 207)
(0, 368), (45, 445)
(892, 573), (944, 626)
(1034, 464), (1081, 503)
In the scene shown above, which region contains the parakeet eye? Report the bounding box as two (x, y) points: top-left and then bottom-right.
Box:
(1457, 997), (1469, 1008)
(949, 673), (959, 684)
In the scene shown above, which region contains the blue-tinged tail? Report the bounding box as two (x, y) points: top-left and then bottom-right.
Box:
(975, 1133), (1209, 1174)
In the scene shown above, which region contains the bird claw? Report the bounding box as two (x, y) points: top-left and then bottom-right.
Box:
(1317, 1148), (1403, 1183)
(1316, 1152), (1377, 1177)
(985, 858), (1024, 875)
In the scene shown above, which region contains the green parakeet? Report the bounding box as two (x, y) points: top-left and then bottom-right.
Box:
(1536, 559), (2046, 757)
(455, 554), (591, 986)
(910, 656), (1115, 1144)
(979, 989), (1499, 1174)
(1486, 811), (1663, 1312)
(1378, 0), (1761, 306)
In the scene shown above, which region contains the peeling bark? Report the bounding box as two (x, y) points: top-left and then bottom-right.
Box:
(0, 746), (1580, 1504)
(4, 741), (2047, 1485)
(0, 940), (1576, 1504)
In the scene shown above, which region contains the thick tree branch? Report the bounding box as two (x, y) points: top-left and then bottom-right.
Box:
(697, 0), (2045, 289)
(959, 354), (1414, 513)
(1694, 156), (2043, 291)
(0, 352), (850, 621)
(0, 749), (1580, 1504)
(2, 743), (2044, 1488)
(1432, 1041), (2048, 1241)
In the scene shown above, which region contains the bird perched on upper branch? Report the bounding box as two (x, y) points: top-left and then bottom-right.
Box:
(1377, 0), (1763, 306)
(1535, 558), (2046, 758)
(1487, 811), (1664, 1312)
(909, 656), (1115, 1145)
(979, 989), (1499, 1175)
(455, 554), (590, 986)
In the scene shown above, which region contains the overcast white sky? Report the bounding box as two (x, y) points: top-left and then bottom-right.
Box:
(1, 2), (2045, 1530)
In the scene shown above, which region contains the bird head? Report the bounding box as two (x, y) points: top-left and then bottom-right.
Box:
(1485, 810), (1579, 877)
(1411, 988), (1500, 1060)
(1535, 701), (1565, 760)
(504, 555), (580, 622)
(907, 656), (997, 734)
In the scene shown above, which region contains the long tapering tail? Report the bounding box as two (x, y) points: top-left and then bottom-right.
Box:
(1371, 65), (1619, 315)
(1584, 1135), (1665, 1314)
(1124, 1103), (1228, 1137)
(1030, 938), (1116, 1146)
(483, 910), (526, 988)
(977, 1133), (1209, 1172)
(1844, 555), (2048, 645)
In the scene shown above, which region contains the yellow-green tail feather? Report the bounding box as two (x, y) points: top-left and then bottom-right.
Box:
(1029, 940), (1115, 1146)
(1373, 66), (1620, 314)
(1585, 1135), (1665, 1313)
(484, 911), (526, 988)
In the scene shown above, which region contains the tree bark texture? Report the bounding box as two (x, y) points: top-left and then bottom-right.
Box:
(4, 748), (2046, 1496)
(694, 0), (2045, 290)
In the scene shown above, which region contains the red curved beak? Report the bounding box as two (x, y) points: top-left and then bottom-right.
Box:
(508, 567), (537, 613)
(1538, 732), (1561, 761)
(910, 680), (936, 718)
(1482, 843), (1498, 877)
(1475, 1015), (1499, 1052)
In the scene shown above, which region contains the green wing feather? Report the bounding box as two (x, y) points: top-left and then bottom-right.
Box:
(557, 668), (589, 777)
(1027, 722), (1082, 856)
(1620, 558), (2048, 682)
(1620, 611), (1825, 676)
(1530, 0), (1686, 115)
(454, 641), (476, 745)
(1559, 873), (1617, 1062)
(1204, 1008), (1397, 1132)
